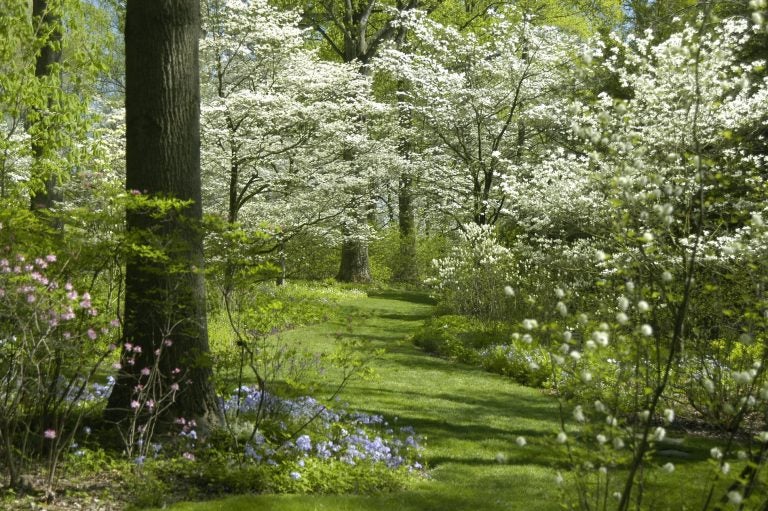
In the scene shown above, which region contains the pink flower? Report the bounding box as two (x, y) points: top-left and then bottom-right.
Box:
(170, 383), (179, 392)
(87, 329), (97, 340)
(45, 254), (56, 263)
(145, 400), (155, 410)
(110, 318), (120, 327)
(124, 342), (133, 351)
(64, 282), (73, 291)
(163, 339), (173, 347)
(172, 367), (181, 375)
(182, 452), (195, 461)
(140, 367), (151, 376)
(26, 294), (35, 303)
(44, 429), (56, 439)
(130, 400), (140, 409)
(133, 346), (142, 354)
(112, 362), (122, 370)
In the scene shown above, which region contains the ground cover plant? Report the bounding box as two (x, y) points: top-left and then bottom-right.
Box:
(140, 292), (760, 511)
(0, 284), (427, 510)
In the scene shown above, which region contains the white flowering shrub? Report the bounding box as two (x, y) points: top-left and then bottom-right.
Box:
(428, 223), (516, 321)
(510, 11), (768, 510)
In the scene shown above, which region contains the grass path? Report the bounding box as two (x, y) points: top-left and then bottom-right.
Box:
(161, 290), (565, 511)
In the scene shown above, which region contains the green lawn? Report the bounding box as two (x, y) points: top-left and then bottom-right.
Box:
(150, 290), (749, 511)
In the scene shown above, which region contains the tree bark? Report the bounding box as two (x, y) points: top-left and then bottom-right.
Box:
(392, 75), (419, 283)
(336, 143), (372, 281)
(337, 235), (372, 283)
(30, 0), (63, 218)
(393, 173), (419, 283)
(106, 0), (219, 426)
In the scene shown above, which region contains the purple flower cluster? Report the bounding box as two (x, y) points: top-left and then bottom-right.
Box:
(227, 386), (424, 472)
(65, 375), (116, 403)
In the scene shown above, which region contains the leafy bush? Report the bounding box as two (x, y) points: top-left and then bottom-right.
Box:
(411, 314), (494, 363)
(427, 224), (516, 321)
(411, 314), (551, 386)
(0, 245), (119, 491)
(478, 340), (551, 387)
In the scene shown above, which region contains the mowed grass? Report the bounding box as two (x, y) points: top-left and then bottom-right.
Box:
(151, 289), (754, 511)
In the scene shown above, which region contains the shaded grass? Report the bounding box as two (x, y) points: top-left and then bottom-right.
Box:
(150, 292), (761, 511)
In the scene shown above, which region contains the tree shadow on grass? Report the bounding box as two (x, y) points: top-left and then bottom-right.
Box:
(378, 312), (433, 322)
(367, 290), (438, 306)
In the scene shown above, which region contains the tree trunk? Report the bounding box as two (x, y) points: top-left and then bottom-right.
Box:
(106, 0), (219, 426)
(30, 0), (62, 219)
(222, 154), (239, 296)
(393, 173), (419, 283)
(336, 145), (372, 283)
(337, 235), (372, 283)
(392, 75), (419, 283)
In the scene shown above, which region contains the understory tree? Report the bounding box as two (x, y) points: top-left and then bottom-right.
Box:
(505, 10), (768, 509)
(200, 0), (397, 290)
(374, 8), (580, 230)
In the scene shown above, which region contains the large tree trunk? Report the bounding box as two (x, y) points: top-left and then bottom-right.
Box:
(106, 0), (219, 426)
(30, 0), (62, 218)
(336, 145), (372, 282)
(337, 236), (372, 283)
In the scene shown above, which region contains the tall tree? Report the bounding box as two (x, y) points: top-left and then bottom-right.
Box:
(106, 0), (219, 425)
(200, 0), (389, 290)
(303, 0), (425, 283)
(30, 0), (63, 216)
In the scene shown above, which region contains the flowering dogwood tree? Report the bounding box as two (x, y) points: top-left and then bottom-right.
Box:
(374, 9), (580, 230)
(200, 0), (397, 288)
(508, 12), (768, 509)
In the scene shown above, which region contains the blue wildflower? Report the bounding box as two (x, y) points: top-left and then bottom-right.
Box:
(296, 435), (311, 452)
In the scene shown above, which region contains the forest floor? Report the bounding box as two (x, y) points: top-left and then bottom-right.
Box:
(15, 290), (723, 510)
(157, 290), (567, 511)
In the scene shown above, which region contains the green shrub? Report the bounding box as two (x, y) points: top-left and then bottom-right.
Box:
(411, 315), (492, 363)
(412, 314), (553, 387)
(479, 341), (551, 387)
(428, 224), (516, 322)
